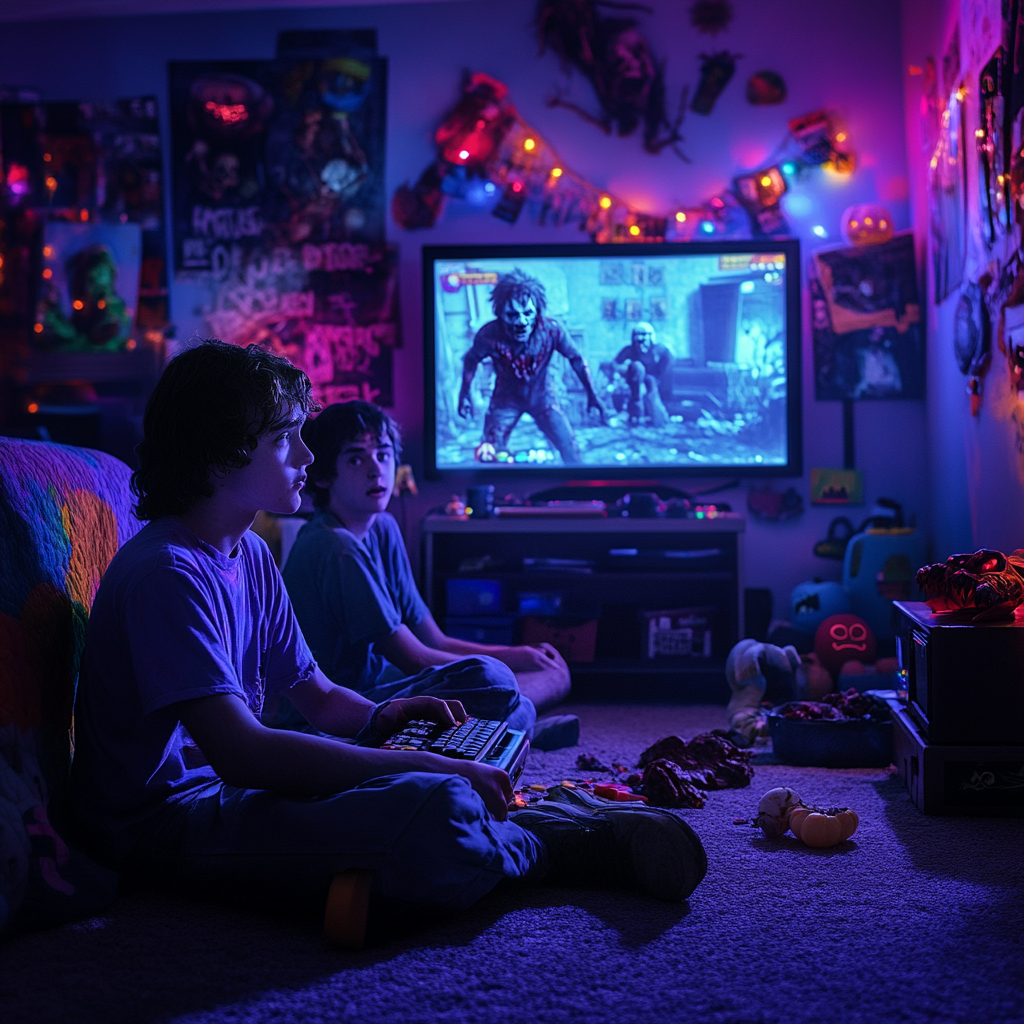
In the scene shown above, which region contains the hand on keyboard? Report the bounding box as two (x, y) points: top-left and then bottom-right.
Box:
(373, 696), (468, 743)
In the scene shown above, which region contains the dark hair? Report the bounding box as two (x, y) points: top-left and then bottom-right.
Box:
(304, 400), (402, 510)
(132, 340), (319, 520)
(490, 269), (547, 319)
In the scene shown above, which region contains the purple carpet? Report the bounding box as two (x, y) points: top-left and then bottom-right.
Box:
(2, 703), (1021, 1024)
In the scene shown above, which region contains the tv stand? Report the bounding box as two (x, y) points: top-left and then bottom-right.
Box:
(421, 512), (745, 702)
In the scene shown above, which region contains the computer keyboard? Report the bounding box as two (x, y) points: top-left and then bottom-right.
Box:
(381, 717), (529, 786)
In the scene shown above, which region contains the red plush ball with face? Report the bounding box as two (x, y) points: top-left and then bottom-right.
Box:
(814, 614), (876, 677)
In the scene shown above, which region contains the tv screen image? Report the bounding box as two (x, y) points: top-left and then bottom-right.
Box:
(423, 241), (801, 477)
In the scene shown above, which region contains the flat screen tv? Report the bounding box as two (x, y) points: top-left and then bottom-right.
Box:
(423, 240), (801, 479)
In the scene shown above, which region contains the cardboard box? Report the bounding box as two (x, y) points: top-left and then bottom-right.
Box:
(643, 609), (712, 659)
(521, 616), (598, 663)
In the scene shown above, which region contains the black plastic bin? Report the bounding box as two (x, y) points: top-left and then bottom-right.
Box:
(768, 699), (894, 768)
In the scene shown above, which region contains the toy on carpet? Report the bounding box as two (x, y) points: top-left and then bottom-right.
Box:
(515, 731), (754, 809)
(753, 787), (859, 848)
(915, 548), (1024, 621)
(724, 638), (804, 747)
(725, 612), (900, 746)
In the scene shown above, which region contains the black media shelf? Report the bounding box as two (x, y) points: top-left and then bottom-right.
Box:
(421, 513), (745, 702)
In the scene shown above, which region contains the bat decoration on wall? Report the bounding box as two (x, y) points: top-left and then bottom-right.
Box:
(536, 0), (689, 159)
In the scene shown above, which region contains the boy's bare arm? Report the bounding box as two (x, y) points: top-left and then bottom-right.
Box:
(411, 611), (567, 675)
(177, 693), (512, 818)
(372, 624), (459, 675)
(285, 667), (377, 736)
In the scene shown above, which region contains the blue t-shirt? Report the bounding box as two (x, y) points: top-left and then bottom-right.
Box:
(283, 511), (428, 693)
(70, 517), (317, 858)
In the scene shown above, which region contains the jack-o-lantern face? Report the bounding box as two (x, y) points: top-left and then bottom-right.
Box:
(827, 620), (869, 651)
(814, 613), (877, 676)
(840, 204), (894, 246)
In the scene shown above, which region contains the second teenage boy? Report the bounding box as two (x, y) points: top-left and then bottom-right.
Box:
(281, 401), (578, 749)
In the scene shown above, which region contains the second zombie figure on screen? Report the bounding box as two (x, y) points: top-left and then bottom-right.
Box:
(457, 269), (606, 463)
(610, 321), (672, 427)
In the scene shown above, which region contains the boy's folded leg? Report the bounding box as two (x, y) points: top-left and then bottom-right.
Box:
(124, 771), (547, 926)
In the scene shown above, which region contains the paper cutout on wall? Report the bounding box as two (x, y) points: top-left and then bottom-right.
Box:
(36, 222), (141, 351)
(0, 96), (168, 342)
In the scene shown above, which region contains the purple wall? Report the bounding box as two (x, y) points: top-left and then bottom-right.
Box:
(900, 0), (1024, 559)
(0, 0), (931, 615)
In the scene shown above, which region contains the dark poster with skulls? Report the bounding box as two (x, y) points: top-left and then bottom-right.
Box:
(169, 56), (393, 400)
(169, 58), (387, 270)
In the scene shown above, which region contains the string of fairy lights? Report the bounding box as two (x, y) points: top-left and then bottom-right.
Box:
(414, 73), (855, 243)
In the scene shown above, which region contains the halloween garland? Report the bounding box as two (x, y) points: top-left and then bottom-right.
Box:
(392, 71), (855, 243)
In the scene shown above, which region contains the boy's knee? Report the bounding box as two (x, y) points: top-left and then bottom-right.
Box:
(384, 774), (509, 906)
(454, 655), (518, 691)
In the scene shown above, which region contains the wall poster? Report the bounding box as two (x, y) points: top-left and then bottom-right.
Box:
(0, 96), (167, 347)
(169, 47), (396, 404)
(811, 233), (925, 401)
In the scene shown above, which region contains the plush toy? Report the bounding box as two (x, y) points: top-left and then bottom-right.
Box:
(725, 639), (801, 747)
(813, 613), (876, 677)
(789, 579), (851, 636)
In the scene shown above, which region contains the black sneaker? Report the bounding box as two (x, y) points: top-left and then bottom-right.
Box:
(530, 714), (581, 751)
(510, 800), (707, 902)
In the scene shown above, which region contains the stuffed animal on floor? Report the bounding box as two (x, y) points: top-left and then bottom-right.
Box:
(725, 639), (804, 747)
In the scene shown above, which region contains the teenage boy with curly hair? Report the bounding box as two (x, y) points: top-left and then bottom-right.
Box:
(280, 400), (578, 751)
(70, 340), (707, 945)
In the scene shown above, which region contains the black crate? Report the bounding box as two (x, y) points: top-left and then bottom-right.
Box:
(889, 699), (1024, 817)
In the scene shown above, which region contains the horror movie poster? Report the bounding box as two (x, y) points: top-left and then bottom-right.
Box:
(811, 234), (925, 402)
(169, 51), (394, 402)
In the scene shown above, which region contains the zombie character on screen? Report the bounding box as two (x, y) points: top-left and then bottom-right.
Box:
(611, 321), (672, 426)
(457, 270), (606, 463)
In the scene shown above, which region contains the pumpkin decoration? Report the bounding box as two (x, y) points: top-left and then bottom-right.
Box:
(813, 613), (876, 677)
(840, 203), (894, 246)
(754, 787), (803, 838)
(788, 805), (859, 847)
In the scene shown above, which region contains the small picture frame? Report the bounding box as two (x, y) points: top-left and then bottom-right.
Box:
(649, 296), (668, 320)
(810, 467), (864, 505)
(625, 298), (643, 320)
(600, 262), (624, 286)
(631, 263), (645, 286)
(601, 297), (619, 320)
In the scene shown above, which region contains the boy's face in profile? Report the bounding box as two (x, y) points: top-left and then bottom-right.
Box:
(327, 431), (396, 519)
(226, 406), (312, 516)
